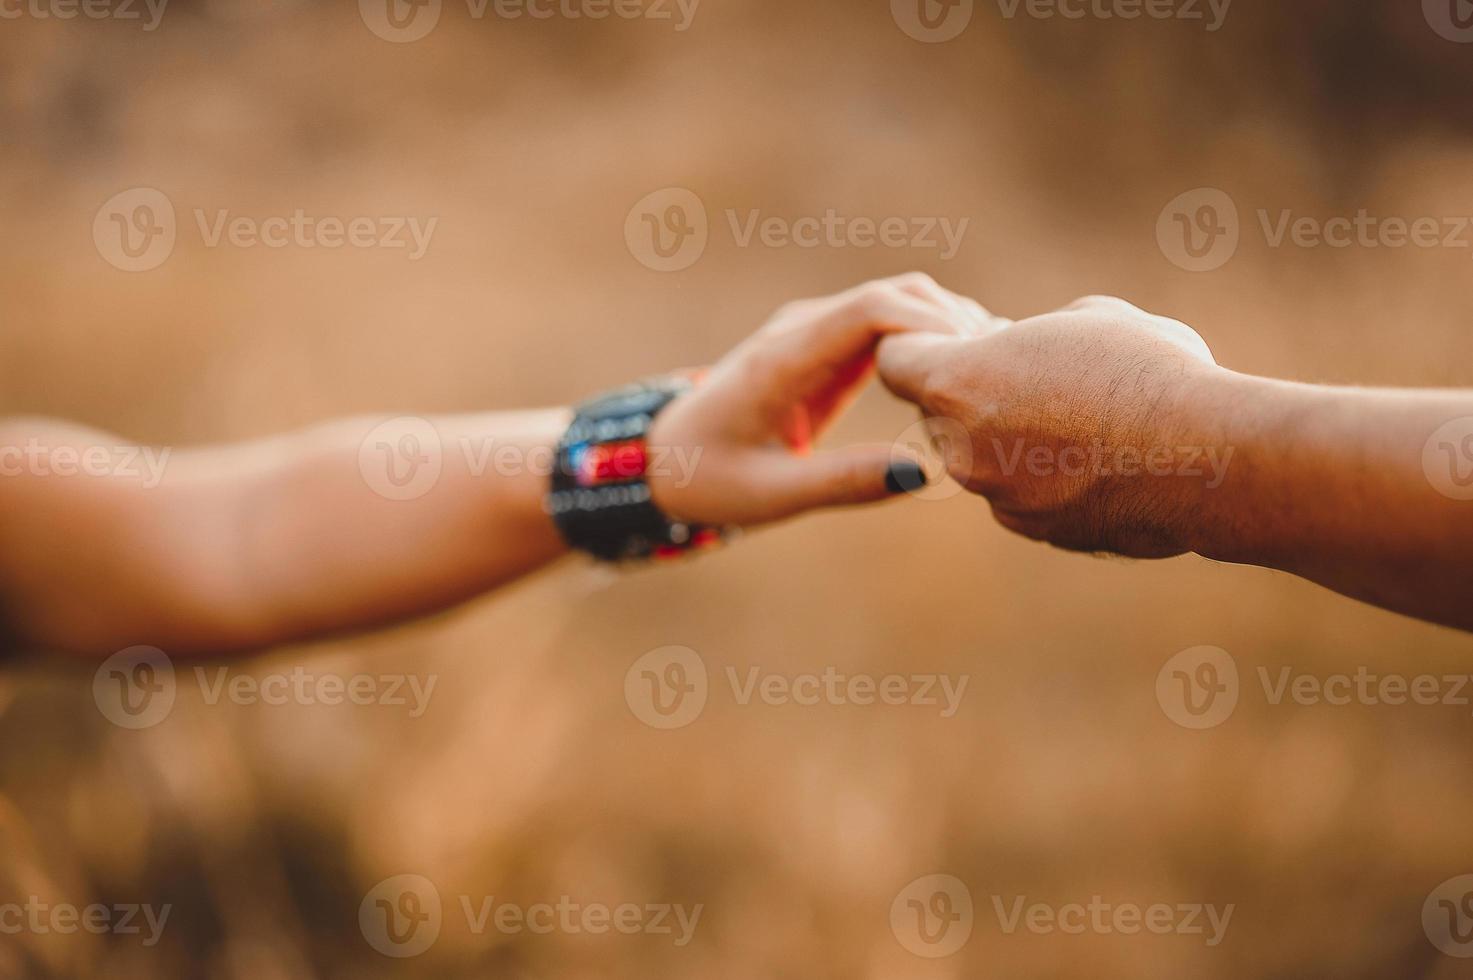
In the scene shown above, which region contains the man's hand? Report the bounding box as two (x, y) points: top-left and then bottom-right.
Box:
(877, 287), (1473, 632)
(877, 293), (1223, 558)
(646, 273), (972, 527)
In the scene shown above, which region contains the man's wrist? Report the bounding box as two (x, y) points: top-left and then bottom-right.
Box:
(1177, 368), (1302, 567)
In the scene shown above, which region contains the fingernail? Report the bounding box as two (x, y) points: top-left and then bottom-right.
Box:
(884, 460), (928, 495)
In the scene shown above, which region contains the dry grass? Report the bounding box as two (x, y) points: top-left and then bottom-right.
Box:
(1, 2), (1472, 976)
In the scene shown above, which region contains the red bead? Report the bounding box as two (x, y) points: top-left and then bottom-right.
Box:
(580, 440), (648, 484)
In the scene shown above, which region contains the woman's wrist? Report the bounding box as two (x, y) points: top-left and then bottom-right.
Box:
(547, 381), (724, 561)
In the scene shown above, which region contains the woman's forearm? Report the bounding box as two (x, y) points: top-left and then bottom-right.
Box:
(0, 410), (572, 655)
(230, 409), (573, 647)
(0, 276), (985, 656)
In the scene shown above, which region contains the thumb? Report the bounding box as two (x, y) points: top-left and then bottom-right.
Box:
(876, 332), (964, 405)
(760, 444), (929, 517)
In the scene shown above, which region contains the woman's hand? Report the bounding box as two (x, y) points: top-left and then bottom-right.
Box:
(645, 273), (976, 527)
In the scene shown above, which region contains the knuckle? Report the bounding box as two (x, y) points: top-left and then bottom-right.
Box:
(1156, 315), (1197, 338)
(773, 297), (813, 321)
(742, 340), (786, 378)
(758, 314), (790, 338)
(852, 279), (902, 314)
(1070, 294), (1134, 314)
(889, 271), (937, 290)
(841, 457), (876, 501)
(918, 363), (972, 415)
(816, 455), (873, 504)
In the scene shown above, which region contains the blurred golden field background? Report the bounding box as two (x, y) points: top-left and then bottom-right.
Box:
(3, 1), (1473, 976)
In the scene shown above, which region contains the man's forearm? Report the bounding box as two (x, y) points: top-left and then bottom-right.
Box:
(1187, 371), (1473, 630)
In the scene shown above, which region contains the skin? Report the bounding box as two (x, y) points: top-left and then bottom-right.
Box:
(0, 275), (960, 656)
(7, 272), (1466, 651)
(876, 290), (1473, 633)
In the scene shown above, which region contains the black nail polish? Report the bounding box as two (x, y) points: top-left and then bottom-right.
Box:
(885, 461), (928, 495)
